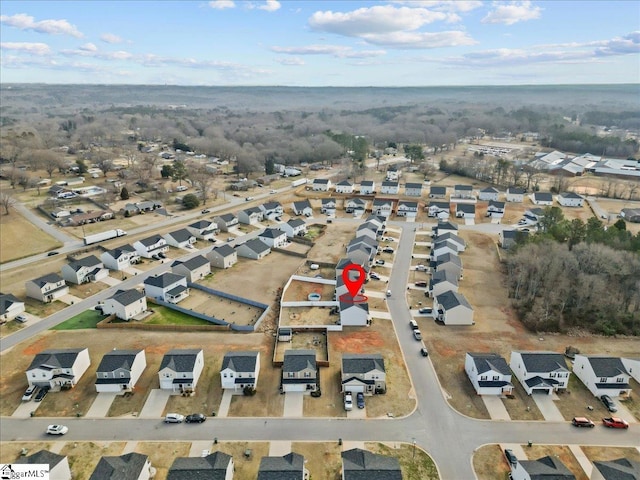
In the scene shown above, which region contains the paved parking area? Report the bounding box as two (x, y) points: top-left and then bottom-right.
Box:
(482, 396), (511, 420)
(500, 443), (527, 460)
(138, 389), (171, 418)
(268, 441), (292, 456)
(101, 276), (121, 287)
(85, 392), (118, 418)
(531, 393), (564, 421)
(347, 405), (367, 419)
(283, 392), (304, 417)
(58, 294), (83, 305)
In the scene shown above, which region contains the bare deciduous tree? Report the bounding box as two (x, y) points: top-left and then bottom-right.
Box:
(0, 192), (17, 214)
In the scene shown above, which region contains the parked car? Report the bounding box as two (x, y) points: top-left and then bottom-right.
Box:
(185, 413), (207, 423)
(386, 290), (392, 297)
(15, 314), (27, 323)
(201, 209), (211, 214)
(369, 273), (381, 280)
(413, 330), (422, 341)
(309, 264), (320, 270)
(602, 417), (629, 429)
(344, 393), (353, 411)
(415, 264), (427, 271)
(46, 251), (59, 256)
(164, 413), (185, 423)
(34, 387), (49, 402)
(245, 197), (254, 201)
(571, 417), (595, 428)
(420, 347), (429, 357)
(375, 260), (385, 265)
(46, 425), (68, 435)
(504, 449), (518, 466)
(382, 247), (394, 254)
(158, 252), (167, 259)
(415, 281), (427, 287)
(356, 392), (365, 409)
(600, 394), (618, 412)
(270, 190), (277, 194)
(409, 320), (419, 330)
(418, 308), (432, 314)
(22, 385), (38, 401)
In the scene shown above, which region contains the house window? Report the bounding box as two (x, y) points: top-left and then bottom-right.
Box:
(549, 373), (556, 378)
(480, 376), (487, 381)
(103, 373), (108, 378)
(304, 372), (311, 378)
(493, 376), (500, 381)
(120, 372), (126, 378)
(223, 373), (227, 378)
(288, 372), (295, 378)
(616, 377), (624, 383)
(600, 377), (607, 383)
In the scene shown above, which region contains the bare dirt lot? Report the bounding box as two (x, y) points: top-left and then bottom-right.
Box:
(273, 329), (329, 364)
(306, 222), (358, 264)
(179, 288), (264, 326)
(279, 306), (336, 328)
(282, 279), (335, 302)
(0, 208), (62, 263)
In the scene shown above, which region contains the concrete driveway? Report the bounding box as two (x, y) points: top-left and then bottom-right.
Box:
(532, 393), (565, 421)
(369, 311), (392, 320)
(611, 400), (637, 424)
(217, 390), (234, 418)
(58, 294), (83, 305)
(283, 392), (304, 417)
(482, 396), (511, 420)
(138, 389), (171, 418)
(100, 276), (121, 287)
(12, 400), (42, 418)
(85, 392), (117, 418)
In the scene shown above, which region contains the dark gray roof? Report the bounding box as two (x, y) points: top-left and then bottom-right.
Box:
(293, 200), (312, 211)
(436, 290), (472, 311)
(189, 220), (213, 229)
(534, 192), (553, 202)
(262, 201), (282, 210)
(502, 230), (529, 240)
(109, 288), (145, 307)
(381, 181), (398, 187)
(28, 348), (86, 371)
(429, 201), (450, 209)
(405, 182), (422, 189)
(357, 222), (378, 232)
(342, 354), (385, 374)
(337, 180), (353, 186)
(166, 228), (195, 243)
(488, 200), (505, 209)
(242, 206), (262, 215)
(144, 272), (186, 288)
(287, 218), (306, 228)
(336, 258), (357, 271)
(221, 351), (259, 372)
(167, 452), (233, 480)
(31, 273), (65, 286)
(15, 450), (66, 468)
(515, 352), (569, 373)
(519, 456), (575, 479)
(257, 452), (305, 480)
(314, 178), (329, 184)
(211, 244), (236, 257)
(283, 350), (316, 373)
(349, 198), (367, 206)
(105, 244), (136, 259)
(89, 452), (149, 480)
(172, 255), (209, 271)
(361, 180), (374, 186)
(238, 238), (271, 254)
(372, 198), (392, 206)
(349, 236), (377, 249)
(160, 349), (202, 373)
(430, 186), (446, 194)
(0, 292), (22, 314)
(434, 232), (465, 246)
(260, 228), (286, 239)
(433, 239), (459, 252)
(508, 186), (525, 194)
(341, 448), (402, 480)
(322, 198), (336, 205)
(481, 187), (499, 193)
(436, 252), (462, 268)
(70, 255), (102, 270)
(582, 356), (629, 377)
(398, 201), (418, 208)
(435, 221), (458, 231)
(430, 269), (459, 287)
(468, 353), (511, 375)
(455, 184), (473, 191)
(456, 203), (475, 214)
(218, 213), (237, 222)
(340, 301), (369, 313)
(138, 234), (163, 246)
(560, 192), (583, 199)
(96, 350), (143, 373)
(593, 458), (640, 480)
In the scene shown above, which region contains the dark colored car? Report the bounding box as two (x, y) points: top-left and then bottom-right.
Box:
(46, 251), (59, 256)
(356, 392), (365, 409)
(415, 281), (428, 287)
(185, 413), (207, 423)
(158, 252), (167, 259)
(34, 387), (49, 402)
(600, 394), (617, 412)
(420, 347), (429, 357)
(418, 308), (432, 314)
(201, 209), (211, 214)
(504, 449), (518, 466)
(571, 417), (595, 428)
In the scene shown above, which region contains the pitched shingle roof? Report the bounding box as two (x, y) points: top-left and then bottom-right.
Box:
(138, 234), (164, 246)
(592, 458), (640, 480)
(27, 348), (86, 371)
(0, 292), (22, 314)
(31, 273), (65, 286)
(581, 356), (630, 377)
(210, 244), (236, 257)
(405, 182), (422, 189)
(341, 448), (402, 480)
(166, 228), (195, 243)
(515, 352), (568, 373)
(160, 349), (202, 373)
(468, 353), (511, 375)
(436, 290), (472, 311)
(221, 351), (259, 372)
(430, 186), (446, 195)
(534, 192), (553, 202)
(283, 350), (316, 373)
(260, 228), (286, 239)
(105, 244), (136, 259)
(257, 452), (305, 480)
(342, 354), (385, 374)
(144, 272), (186, 288)
(89, 452), (149, 480)
(171, 255), (209, 271)
(293, 200), (312, 211)
(518, 456), (575, 479)
(238, 238), (271, 254)
(188, 220), (213, 229)
(167, 452), (233, 480)
(287, 218), (306, 228)
(109, 289), (145, 307)
(218, 213), (237, 222)
(15, 450), (66, 468)
(69, 255), (102, 270)
(96, 350), (143, 373)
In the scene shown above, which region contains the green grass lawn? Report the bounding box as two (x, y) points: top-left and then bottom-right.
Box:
(305, 227), (323, 240)
(51, 310), (104, 330)
(145, 305), (213, 326)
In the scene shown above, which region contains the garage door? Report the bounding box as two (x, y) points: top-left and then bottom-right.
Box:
(284, 384), (306, 393)
(532, 388), (551, 395)
(344, 385), (365, 394)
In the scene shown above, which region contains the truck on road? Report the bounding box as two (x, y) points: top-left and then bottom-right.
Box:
(291, 178), (308, 187)
(83, 229), (127, 245)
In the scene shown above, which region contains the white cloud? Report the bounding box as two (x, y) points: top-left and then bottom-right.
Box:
(0, 42), (51, 56)
(482, 1), (542, 25)
(209, 0), (235, 9)
(275, 57), (304, 65)
(362, 30), (476, 49)
(79, 43), (98, 52)
(100, 33), (123, 44)
(258, 1), (281, 12)
(392, 1), (482, 13)
(0, 13), (83, 37)
(595, 31), (640, 56)
(61, 45), (134, 60)
(270, 44), (386, 58)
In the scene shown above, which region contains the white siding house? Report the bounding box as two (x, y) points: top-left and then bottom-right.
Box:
(478, 187), (500, 201)
(16, 451), (72, 480)
(0, 292), (25, 322)
(258, 228), (288, 248)
(464, 353), (513, 395)
(335, 180), (354, 194)
(61, 255), (109, 284)
(341, 354), (386, 395)
(213, 213), (238, 232)
(101, 245), (140, 271)
(281, 350), (318, 393)
(339, 301), (370, 326)
(102, 289), (147, 321)
(312, 178), (331, 191)
(396, 201), (418, 218)
(236, 238), (271, 260)
(372, 199), (394, 217)
(207, 244), (238, 269)
(238, 207), (263, 225)
(26, 348), (91, 390)
(158, 349), (204, 394)
(186, 220), (218, 241)
(133, 235), (168, 259)
(220, 351), (260, 392)
(404, 182), (423, 197)
(506, 187), (525, 202)
(25, 274), (69, 303)
(486, 200), (505, 218)
(359, 180), (375, 195)
(572, 355), (632, 398)
(531, 192), (554, 206)
(434, 290), (473, 325)
(279, 219), (307, 238)
(380, 181), (399, 195)
(95, 349), (146, 394)
(171, 255), (211, 282)
(509, 351), (570, 395)
(557, 192), (584, 207)
(292, 200), (313, 217)
(144, 273), (189, 304)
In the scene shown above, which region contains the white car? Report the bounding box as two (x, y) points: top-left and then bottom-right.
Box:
(46, 425), (68, 435)
(270, 190), (277, 194)
(344, 393), (353, 411)
(22, 385), (37, 401)
(415, 265), (427, 272)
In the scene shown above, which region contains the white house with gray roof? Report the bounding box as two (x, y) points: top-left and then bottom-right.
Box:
(404, 182), (423, 197)
(486, 200), (505, 218)
(428, 269), (459, 298)
(236, 238), (271, 260)
(335, 180), (354, 194)
(158, 349), (204, 394)
(238, 207), (263, 225)
(572, 355), (632, 398)
(506, 186), (525, 202)
(163, 228), (196, 249)
(341, 353), (386, 395)
(434, 232), (466, 252)
(101, 244), (140, 271)
(312, 178), (331, 191)
(260, 201), (283, 220)
(345, 198), (368, 214)
(186, 219), (218, 241)
(258, 228), (288, 248)
(339, 301), (370, 327)
(372, 198), (393, 217)
(16, 450), (72, 480)
(380, 181), (399, 195)
(25, 273), (69, 303)
(341, 448), (402, 480)
(510, 456), (575, 480)
(396, 200), (418, 217)
(431, 239), (462, 261)
(359, 180), (375, 195)
(478, 187), (500, 201)
(0, 292), (25, 322)
(321, 198), (337, 215)
(257, 452), (306, 480)
(220, 351), (260, 392)
(429, 185), (447, 199)
(531, 191), (554, 206)
(279, 218), (307, 238)
(26, 348), (91, 390)
(144, 273), (189, 304)
(89, 452), (152, 480)
(281, 350), (318, 393)
(592, 458), (640, 480)
(167, 452), (234, 480)
(207, 244), (238, 269)
(465, 352), (513, 396)
(213, 213), (238, 231)
(292, 200), (313, 217)
(95, 349), (146, 393)
(453, 184), (474, 199)
(509, 351), (570, 395)
(171, 255), (210, 282)
(455, 203), (476, 219)
(133, 234), (168, 259)
(427, 201), (450, 219)
(61, 255), (109, 284)
(434, 290), (473, 325)
(557, 192), (584, 207)
(102, 289), (147, 321)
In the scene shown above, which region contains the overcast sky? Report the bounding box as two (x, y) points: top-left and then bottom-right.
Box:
(1, 1), (638, 86)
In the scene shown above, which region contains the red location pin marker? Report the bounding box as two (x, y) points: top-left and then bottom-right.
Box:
(342, 264), (366, 299)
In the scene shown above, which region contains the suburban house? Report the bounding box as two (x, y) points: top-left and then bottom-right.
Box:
(531, 192), (554, 206)
(339, 301), (370, 326)
(186, 219), (218, 241)
(433, 232), (466, 252)
(124, 201), (162, 214)
(101, 244), (140, 271)
(427, 201), (450, 219)
(144, 273), (189, 304)
(429, 185), (447, 199)
(133, 234), (168, 259)
(335, 180), (354, 194)
(455, 203), (476, 219)
(431, 239), (462, 259)
(258, 228), (288, 248)
(355, 222), (378, 241)
(506, 186), (525, 202)
(432, 221), (458, 236)
(509, 456), (575, 480)
(26, 348), (91, 390)
(25, 273), (69, 303)
(592, 458), (640, 480)
(396, 200), (419, 218)
(257, 452), (307, 480)
(312, 178), (331, 191)
(372, 198), (394, 217)
(67, 209), (114, 226)
(279, 218), (307, 238)
(220, 351), (260, 392)
(89, 453), (153, 480)
(167, 452), (234, 480)
(320, 198), (337, 215)
(453, 184), (474, 199)
(345, 198), (368, 214)
(509, 351), (570, 395)
(15, 450), (72, 480)
(359, 180), (375, 195)
(366, 214), (386, 230)
(260, 201), (284, 221)
(380, 181), (399, 195)
(95, 349), (146, 393)
(292, 200), (313, 217)
(0, 292), (25, 322)
(207, 244), (238, 269)
(51, 207), (71, 219)
(433, 252), (463, 279)
(572, 355), (632, 398)
(171, 255), (211, 282)
(341, 353), (386, 395)
(236, 238), (271, 260)
(620, 208), (640, 223)
(281, 350), (318, 393)
(434, 290), (474, 325)
(464, 353), (513, 396)
(238, 207), (263, 225)
(478, 187), (500, 201)
(341, 448), (402, 480)
(404, 182), (423, 197)
(557, 192), (584, 207)
(102, 289), (147, 321)
(486, 200), (506, 218)
(158, 349), (204, 394)
(622, 357), (640, 382)
(61, 255), (109, 284)
(428, 269), (459, 298)
(214, 213), (239, 231)
(521, 208), (545, 226)
(347, 241), (377, 267)
(499, 230), (529, 249)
